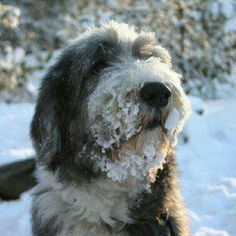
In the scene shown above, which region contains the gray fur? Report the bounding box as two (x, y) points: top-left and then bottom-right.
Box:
(31, 21), (191, 236)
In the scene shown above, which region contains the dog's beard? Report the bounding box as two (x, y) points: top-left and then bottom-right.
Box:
(88, 68), (190, 187)
(90, 99), (180, 187)
(90, 90), (142, 151)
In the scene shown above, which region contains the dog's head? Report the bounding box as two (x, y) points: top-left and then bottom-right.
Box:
(31, 21), (190, 184)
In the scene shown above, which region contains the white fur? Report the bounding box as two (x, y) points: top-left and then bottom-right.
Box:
(35, 168), (136, 235)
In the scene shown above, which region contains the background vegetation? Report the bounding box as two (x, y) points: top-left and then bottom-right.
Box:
(0, 0), (235, 102)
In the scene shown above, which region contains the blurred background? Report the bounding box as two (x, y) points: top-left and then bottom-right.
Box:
(0, 0), (235, 235)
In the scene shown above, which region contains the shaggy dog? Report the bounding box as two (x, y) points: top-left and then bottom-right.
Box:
(31, 21), (191, 236)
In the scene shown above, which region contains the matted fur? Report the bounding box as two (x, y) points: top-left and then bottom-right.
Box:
(31, 21), (191, 236)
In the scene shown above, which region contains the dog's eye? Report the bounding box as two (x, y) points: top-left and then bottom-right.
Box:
(91, 61), (108, 75)
(139, 51), (154, 60)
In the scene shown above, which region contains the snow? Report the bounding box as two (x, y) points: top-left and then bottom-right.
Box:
(0, 103), (35, 165)
(164, 108), (179, 130)
(178, 96), (236, 235)
(96, 142), (165, 184)
(88, 71), (142, 151)
(0, 192), (32, 236)
(1, 87), (236, 235)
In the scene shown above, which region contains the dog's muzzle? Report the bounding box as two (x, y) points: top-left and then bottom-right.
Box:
(140, 82), (171, 130)
(140, 82), (171, 109)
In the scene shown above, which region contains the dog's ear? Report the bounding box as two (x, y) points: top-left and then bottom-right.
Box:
(31, 44), (95, 166)
(133, 34), (172, 67)
(31, 59), (64, 165)
(152, 45), (172, 67)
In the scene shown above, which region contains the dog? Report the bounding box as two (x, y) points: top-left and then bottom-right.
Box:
(31, 21), (191, 236)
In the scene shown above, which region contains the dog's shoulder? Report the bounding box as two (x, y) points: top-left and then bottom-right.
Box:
(125, 154), (189, 236)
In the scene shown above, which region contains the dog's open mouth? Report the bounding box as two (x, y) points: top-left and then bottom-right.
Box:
(147, 117), (162, 129)
(144, 107), (180, 136)
(146, 110), (169, 134)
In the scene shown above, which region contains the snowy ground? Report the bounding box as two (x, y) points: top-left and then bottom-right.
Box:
(0, 88), (236, 235)
(179, 95), (236, 236)
(0, 103), (34, 166)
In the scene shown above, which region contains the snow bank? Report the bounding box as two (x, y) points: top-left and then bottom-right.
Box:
(178, 98), (236, 235)
(0, 103), (35, 166)
(0, 192), (32, 236)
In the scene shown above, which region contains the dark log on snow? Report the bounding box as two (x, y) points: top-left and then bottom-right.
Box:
(0, 158), (36, 200)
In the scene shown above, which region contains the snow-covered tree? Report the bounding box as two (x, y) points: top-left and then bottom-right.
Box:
(150, 0), (235, 98)
(0, 2), (59, 102)
(0, 0), (235, 101)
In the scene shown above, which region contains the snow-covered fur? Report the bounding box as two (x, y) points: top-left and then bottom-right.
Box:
(31, 21), (191, 236)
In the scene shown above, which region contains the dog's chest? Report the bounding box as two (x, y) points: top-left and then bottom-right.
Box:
(58, 177), (139, 233)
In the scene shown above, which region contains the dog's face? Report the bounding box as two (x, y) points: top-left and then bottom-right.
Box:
(31, 21), (190, 185)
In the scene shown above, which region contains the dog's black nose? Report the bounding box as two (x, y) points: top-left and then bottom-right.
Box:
(140, 82), (171, 108)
